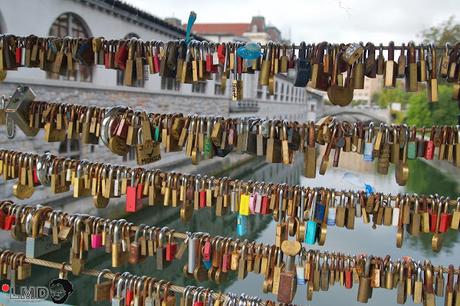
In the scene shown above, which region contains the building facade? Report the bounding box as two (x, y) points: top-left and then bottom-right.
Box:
(353, 76), (383, 105)
(0, 0), (314, 161)
(188, 16), (283, 43)
(181, 14), (318, 120)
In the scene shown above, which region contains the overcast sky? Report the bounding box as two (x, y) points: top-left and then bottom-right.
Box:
(125, 0), (458, 43)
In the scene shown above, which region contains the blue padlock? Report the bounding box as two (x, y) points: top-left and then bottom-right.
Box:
(296, 257), (306, 285)
(236, 214), (248, 237)
(314, 192), (326, 222)
(363, 123), (374, 161)
(327, 191), (336, 226)
(305, 191), (318, 245)
(202, 259), (212, 270)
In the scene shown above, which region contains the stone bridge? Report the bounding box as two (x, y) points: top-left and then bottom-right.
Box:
(319, 105), (390, 123)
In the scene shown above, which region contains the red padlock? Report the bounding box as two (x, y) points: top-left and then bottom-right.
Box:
(424, 127), (435, 160)
(206, 52), (213, 72)
(217, 44), (226, 65)
(260, 195), (269, 215)
(15, 47), (22, 65)
(126, 171), (141, 212)
(165, 231), (177, 262)
(202, 239), (211, 262)
(199, 182), (206, 209)
(0, 206), (6, 230)
(3, 206), (15, 231)
(430, 199), (443, 233)
(430, 200), (438, 233)
(115, 42), (128, 70)
(136, 182), (144, 200)
(124, 280), (134, 306)
(33, 166), (40, 186)
(439, 200), (451, 233)
(344, 259), (353, 289)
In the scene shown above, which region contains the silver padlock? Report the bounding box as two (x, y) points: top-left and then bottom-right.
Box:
(5, 86), (39, 136)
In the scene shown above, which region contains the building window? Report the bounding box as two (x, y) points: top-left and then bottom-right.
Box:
(214, 74), (224, 95)
(58, 139), (80, 160)
(257, 84), (263, 99)
(122, 147), (136, 162)
(47, 13), (92, 82)
(117, 33), (144, 87)
(290, 87), (294, 101)
(274, 81), (278, 100)
(192, 82), (206, 94)
(161, 77), (181, 91)
(214, 83), (225, 95)
(280, 84), (284, 101)
(311, 104), (315, 112)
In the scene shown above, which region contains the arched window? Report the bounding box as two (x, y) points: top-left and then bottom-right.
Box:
(117, 33), (145, 87)
(47, 12), (92, 82)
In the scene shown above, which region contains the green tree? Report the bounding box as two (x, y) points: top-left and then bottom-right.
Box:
(420, 16), (460, 45)
(373, 87), (411, 108)
(401, 17), (460, 125)
(406, 85), (457, 126)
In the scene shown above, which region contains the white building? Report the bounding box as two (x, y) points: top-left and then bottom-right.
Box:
(0, 0), (315, 160)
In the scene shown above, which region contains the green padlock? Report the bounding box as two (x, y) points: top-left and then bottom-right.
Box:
(407, 126), (417, 160)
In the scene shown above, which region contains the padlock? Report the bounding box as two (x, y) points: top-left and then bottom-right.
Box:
(305, 191), (318, 245)
(165, 230), (177, 262)
(363, 123), (374, 161)
(129, 224), (146, 264)
(94, 269), (112, 302)
(111, 277), (126, 306)
(5, 86), (39, 136)
(126, 170), (142, 212)
(90, 219), (103, 249)
(236, 214), (248, 237)
(357, 256), (373, 303)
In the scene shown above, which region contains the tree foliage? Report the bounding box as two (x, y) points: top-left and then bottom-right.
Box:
(372, 17), (460, 126)
(405, 85), (457, 126)
(419, 16), (460, 45)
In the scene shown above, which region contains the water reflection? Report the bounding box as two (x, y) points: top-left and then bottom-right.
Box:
(228, 155), (460, 306)
(16, 154), (460, 306)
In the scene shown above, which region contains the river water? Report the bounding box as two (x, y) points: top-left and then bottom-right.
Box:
(5, 153), (459, 306)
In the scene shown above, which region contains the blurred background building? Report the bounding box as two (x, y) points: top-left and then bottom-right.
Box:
(0, 0), (318, 162)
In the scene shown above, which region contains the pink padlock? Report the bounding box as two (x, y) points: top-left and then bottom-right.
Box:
(254, 190), (262, 214)
(222, 249), (230, 272)
(91, 219), (103, 249)
(249, 193), (256, 214)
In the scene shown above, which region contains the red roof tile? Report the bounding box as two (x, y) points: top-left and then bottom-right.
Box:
(185, 23), (251, 36)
